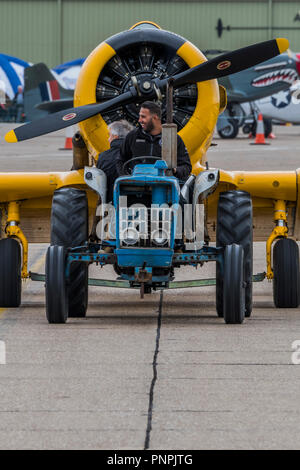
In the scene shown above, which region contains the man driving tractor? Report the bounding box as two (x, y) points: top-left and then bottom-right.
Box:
(116, 101), (192, 179)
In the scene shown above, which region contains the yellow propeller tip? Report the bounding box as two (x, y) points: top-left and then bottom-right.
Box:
(5, 130), (18, 143)
(276, 38), (289, 54)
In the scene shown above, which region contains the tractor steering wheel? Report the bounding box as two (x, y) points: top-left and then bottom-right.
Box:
(122, 156), (161, 175)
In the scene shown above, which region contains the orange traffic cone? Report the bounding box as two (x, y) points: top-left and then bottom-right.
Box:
(250, 114), (270, 145)
(60, 126), (73, 150)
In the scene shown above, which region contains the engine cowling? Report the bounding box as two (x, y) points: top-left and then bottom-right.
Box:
(74, 21), (220, 173)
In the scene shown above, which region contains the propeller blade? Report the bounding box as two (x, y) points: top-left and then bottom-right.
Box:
(5, 90), (137, 143)
(170, 38), (289, 88)
(36, 98), (74, 113)
(4, 37), (289, 143)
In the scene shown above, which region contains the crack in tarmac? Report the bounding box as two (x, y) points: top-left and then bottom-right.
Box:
(144, 290), (163, 450)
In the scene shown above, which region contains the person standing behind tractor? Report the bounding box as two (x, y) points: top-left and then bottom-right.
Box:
(96, 120), (133, 203)
(116, 101), (192, 179)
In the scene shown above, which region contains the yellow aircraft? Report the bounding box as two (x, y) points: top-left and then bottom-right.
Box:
(1, 21), (297, 323)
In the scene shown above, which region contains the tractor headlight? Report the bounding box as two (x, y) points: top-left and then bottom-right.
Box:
(151, 228), (169, 246)
(121, 227), (139, 246)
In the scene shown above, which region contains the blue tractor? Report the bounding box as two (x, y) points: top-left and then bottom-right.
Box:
(45, 136), (254, 325)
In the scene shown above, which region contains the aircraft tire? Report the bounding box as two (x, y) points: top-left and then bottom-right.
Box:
(251, 118), (272, 138)
(223, 244), (245, 324)
(217, 119), (239, 139)
(50, 187), (88, 318)
(46, 245), (68, 323)
(0, 238), (21, 308)
(216, 190), (253, 318)
(273, 238), (300, 308)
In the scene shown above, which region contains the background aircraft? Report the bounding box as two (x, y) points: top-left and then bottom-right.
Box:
(0, 55), (80, 122)
(23, 63), (73, 121)
(204, 50), (299, 138)
(255, 80), (300, 124)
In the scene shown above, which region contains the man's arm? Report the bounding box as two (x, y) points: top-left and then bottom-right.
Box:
(116, 132), (134, 175)
(174, 136), (192, 180)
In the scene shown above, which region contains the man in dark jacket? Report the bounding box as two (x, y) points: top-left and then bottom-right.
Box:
(116, 101), (192, 180)
(97, 120), (133, 202)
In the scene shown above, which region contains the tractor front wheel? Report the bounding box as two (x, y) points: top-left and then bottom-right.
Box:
(273, 238), (300, 308)
(0, 238), (21, 307)
(223, 244), (245, 324)
(46, 245), (68, 324)
(216, 190), (253, 318)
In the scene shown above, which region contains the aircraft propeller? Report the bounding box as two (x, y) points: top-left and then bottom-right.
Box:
(5, 38), (288, 143)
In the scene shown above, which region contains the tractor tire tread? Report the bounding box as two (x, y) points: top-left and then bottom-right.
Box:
(50, 187), (88, 317)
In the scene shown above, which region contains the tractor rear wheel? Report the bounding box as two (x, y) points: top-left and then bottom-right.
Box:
(0, 238), (21, 307)
(273, 238), (300, 308)
(46, 245), (68, 323)
(223, 244), (245, 324)
(216, 190), (253, 318)
(51, 187), (88, 317)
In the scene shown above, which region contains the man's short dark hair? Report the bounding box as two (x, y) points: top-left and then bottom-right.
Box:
(141, 101), (161, 120)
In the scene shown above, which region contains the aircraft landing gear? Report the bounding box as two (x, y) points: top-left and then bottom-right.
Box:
(217, 119), (239, 139)
(250, 118), (273, 138)
(265, 199), (300, 307)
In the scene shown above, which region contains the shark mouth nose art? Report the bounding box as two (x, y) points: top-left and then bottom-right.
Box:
(252, 69), (298, 87)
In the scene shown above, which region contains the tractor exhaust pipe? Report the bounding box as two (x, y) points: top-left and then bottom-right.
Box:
(72, 132), (89, 170)
(162, 78), (177, 171)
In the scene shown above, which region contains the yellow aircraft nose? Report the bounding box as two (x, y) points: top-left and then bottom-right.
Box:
(276, 38), (289, 54)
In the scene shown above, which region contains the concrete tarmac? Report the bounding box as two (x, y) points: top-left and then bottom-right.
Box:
(0, 123), (300, 450)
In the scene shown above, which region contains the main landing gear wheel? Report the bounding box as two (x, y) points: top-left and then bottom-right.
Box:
(217, 119), (239, 139)
(46, 245), (68, 324)
(0, 238), (21, 307)
(50, 187), (88, 318)
(216, 190), (253, 318)
(273, 238), (300, 308)
(223, 244), (245, 324)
